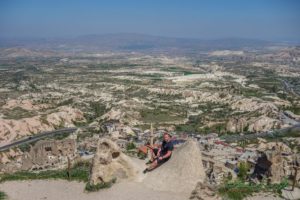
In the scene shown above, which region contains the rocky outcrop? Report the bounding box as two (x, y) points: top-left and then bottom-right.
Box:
(248, 116), (280, 132)
(2, 99), (48, 111)
(266, 145), (289, 183)
(100, 109), (124, 121)
(89, 138), (138, 185)
(0, 148), (23, 165)
(190, 181), (221, 200)
(144, 139), (205, 194)
(0, 106), (84, 146)
(226, 117), (247, 133)
(256, 142), (292, 183)
(257, 142), (291, 154)
(100, 108), (141, 125)
(226, 116), (280, 133)
(231, 99), (278, 114)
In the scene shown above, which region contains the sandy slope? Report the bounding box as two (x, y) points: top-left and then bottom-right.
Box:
(0, 180), (188, 200)
(0, 157), (190, 200)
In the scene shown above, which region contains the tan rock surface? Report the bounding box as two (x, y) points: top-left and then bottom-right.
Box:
(248, 116), (280, 132)
(144, 139), (205, 194)
(2, 99), (48, 111)
(89, 138), (139, 185)
(0, 106), (84, 146)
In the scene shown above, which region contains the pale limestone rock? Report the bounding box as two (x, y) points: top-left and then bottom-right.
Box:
(248, 116), (280, 132)
(144, 139), (205, 194)
(89, 138), (138, 185)
(0, 106), (84, 146)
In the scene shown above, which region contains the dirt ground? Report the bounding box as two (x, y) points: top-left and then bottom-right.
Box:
(0, 179), (189, 200)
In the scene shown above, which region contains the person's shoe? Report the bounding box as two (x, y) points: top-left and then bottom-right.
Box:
(143, 168), (149, 174)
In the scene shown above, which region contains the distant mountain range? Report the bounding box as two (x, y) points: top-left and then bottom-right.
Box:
(0, 33), (295, 54)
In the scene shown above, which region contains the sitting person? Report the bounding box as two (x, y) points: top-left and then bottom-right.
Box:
(143, 132), (174, 173)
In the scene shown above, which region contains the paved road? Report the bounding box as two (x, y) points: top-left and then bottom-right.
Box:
(0, 127), (80, 152)
(1, 109), (299, 151)
(221, 110), (300, 142)
(222, 123), (300, 142)
(282, 79), (300, 96)
(280, 111), (299, 125)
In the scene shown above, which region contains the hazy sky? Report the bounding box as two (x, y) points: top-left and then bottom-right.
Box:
(0, 0), (299, 41)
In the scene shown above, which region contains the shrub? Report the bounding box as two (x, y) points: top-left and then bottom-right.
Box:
(137, 151), (147, 160)
(126, 142), (136, 151)
(0, 191), (7, 200)
(237, 162), (249, 181)
(18, 143), (31, 152)
(0, 161), (90, 183)
(218, 179), (288, 200)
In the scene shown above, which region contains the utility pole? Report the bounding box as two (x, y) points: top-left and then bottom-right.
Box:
(147, 123), (154, 161)
(292, 153), (299, 191)
(292, 166), (298, 191)
(67, 156), (71, 180)
(150, 123), (154, 146)
(241, 120), (244, 133)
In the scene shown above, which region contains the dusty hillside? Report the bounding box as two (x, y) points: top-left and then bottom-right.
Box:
(0, 105), (84, 146)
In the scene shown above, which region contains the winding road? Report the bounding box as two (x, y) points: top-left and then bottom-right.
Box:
(0, 126), (97, 152)
(222, 123), (300, 142)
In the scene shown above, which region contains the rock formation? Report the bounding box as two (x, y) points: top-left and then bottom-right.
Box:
(89, 138), (138, 185)
(260, 144), (290, 183)
(21, 139), (76, 171)
(190, 181), (221, 200)
(226, 117), (247, 133)
(248, 116), (280, 132)
(100, 109), (124, 121)
(257, 141), (291, 153)
(226, 116), (280, 133)
(143, 139), (205, 194)
(267, 150), (286, 183)
(256, 142), (291, 183)
(0, 106), (84, 146)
